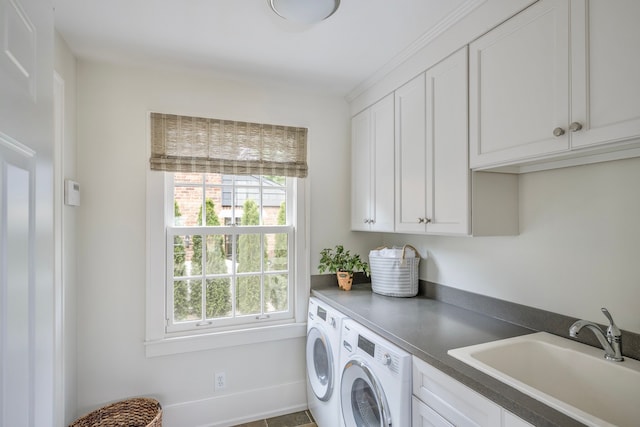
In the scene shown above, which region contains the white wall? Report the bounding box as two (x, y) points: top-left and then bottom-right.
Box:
(384, 157), (640, 334)
(75, 59), (378, 426)
(54, 32), (78, 425)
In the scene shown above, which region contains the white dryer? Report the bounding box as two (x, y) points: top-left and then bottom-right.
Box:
(306, 297), (349, 427)
(339, 319), (412, 427)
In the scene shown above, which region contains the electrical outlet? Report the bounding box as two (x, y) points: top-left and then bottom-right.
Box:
(215, 372), (226, 391)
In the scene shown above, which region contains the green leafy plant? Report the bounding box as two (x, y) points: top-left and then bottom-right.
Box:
(318, 245), (370, 276)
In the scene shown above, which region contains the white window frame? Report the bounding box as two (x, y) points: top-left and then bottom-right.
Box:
(145, 170), (309, 357)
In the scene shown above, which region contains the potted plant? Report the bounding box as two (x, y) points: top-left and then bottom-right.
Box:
(318, 245), (370, 291)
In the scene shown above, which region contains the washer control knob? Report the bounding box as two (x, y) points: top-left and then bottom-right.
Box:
(329, 317), (336, 328)
(383, 353), (392, 366)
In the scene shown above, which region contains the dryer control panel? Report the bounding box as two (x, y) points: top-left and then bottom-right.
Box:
(342, 322), (404, 374)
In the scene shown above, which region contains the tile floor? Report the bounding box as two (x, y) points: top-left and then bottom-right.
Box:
(231, 410), (316, 427)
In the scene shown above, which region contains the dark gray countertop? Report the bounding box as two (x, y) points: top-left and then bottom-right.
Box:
(312, 282), (586, 427)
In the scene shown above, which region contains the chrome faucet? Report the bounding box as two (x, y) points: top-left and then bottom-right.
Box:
(569, 308), (623, 362)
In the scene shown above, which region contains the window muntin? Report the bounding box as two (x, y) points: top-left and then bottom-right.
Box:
(167, 172), (294, 333)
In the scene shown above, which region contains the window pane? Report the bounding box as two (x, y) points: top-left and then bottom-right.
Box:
(167, 172), (295, 332)
(206, 278), (231, 319)
(221, 183), (234, 211)
(205, 234), (228, 275)
(174, 185), (202, 226)
(264, 274), (288, 313)
(201, 196), (222, 226)
(263, 175), (286, 187)
(174, 279), (202, 322)
(263, 191), (286, 226)
(236, 276), (261, 315)
(238, 196), (260, 226)
(190, 235), (203, 276)
(204, 173), (222, 186)
(174, 172), (204, 185)
(237, 233), (262, 274)
(224, 174), (259, 187)
(265, 233), (287, 272)
(173, 235), (188, 276)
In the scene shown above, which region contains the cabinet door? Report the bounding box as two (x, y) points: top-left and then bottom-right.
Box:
(503, 411), (535, 427)
(370, 94), (395, 232)
(395, 73), (427, 233)
(425, 47), (470, 235)
(570, 0), (640, 149)
(413, 357), (502, 427)
(351, 108), (371, 231)
(413, 396), (454, 427)
(469, 0), (570, 168)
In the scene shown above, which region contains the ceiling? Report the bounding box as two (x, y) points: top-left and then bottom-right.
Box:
(53, 0), (469, 96)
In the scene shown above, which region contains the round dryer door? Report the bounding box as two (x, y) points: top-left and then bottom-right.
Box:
(306, 327), (334, 401)
(341, 358), (391, 427)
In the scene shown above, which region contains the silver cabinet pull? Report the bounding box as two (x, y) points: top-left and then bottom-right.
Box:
(425, 218), (432, 223)
(569, 122), (583, 132)
(418, 218), (424, 223)
(553, 127), (565, 137)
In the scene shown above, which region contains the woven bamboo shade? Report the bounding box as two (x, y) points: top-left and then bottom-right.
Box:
(150, 112), (308, 178)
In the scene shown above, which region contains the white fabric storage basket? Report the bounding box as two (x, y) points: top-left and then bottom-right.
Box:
(369, 245), (421, 297)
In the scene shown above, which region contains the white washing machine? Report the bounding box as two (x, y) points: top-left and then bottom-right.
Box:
(339, 319), (412, 427)
(306, 297), (349, 427)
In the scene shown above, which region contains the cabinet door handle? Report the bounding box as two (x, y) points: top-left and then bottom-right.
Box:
(418, 218), (424, 224)
(363, 219), (370, 224)
(553, 127), (565, 137)
(425, 218), (432, 224)
(569, 122), (583, 132)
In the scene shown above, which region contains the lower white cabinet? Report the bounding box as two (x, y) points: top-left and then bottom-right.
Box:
(503, 411), (534, 427)
(413, 396), (454, 427)
(412, 356), (533, 427)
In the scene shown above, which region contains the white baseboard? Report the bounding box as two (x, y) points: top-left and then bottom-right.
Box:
(162, 380), (308, 427)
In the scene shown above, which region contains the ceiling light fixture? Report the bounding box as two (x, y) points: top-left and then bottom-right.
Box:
(269, 0), (340, 24)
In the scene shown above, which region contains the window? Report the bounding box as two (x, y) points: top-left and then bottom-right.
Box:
(168, 172), (294, 332)
(145, 113), (309, 356)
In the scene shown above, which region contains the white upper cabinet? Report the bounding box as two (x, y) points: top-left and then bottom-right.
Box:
(570, 0), (640, 149)
(351, 94), (395, 232)
(425, 47), (470, 235)
(395, 73), (428, 233)
(470, 0), (640, 170)
(469, 0), (571, 168)
(395, 48), (471, 235)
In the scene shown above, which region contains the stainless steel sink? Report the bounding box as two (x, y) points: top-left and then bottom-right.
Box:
(448, 332), (640, 427)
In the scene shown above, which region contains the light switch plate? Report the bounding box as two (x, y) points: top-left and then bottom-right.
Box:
(65, 179), (80, 206)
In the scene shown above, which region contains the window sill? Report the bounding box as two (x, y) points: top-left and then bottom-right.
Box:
(144, 321), (307, 357)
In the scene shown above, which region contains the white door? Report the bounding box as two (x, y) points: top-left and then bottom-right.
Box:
(351, 107), (372, 231)
(412, 397), (454, 427)
(306, 327), (334, 402)
(351, 94), (394, 232)
(395, 73), (426, 233)
(425, 47), (469, 235)
(341, 358), (391, 427)
(469, 0), (570, 168)
(0, 0), (55, 426)
(369, 94), (394, 233)
(570, 0), (640, 149)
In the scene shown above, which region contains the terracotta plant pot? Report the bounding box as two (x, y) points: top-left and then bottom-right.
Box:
(337, 271), (353, 291)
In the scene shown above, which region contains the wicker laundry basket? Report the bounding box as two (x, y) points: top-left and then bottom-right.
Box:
(69, 397), (162, 427)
